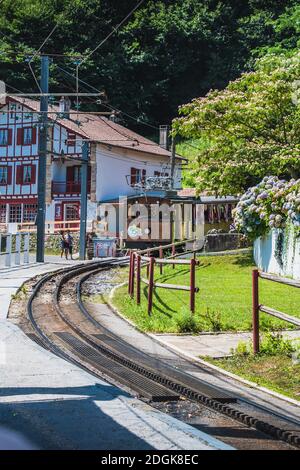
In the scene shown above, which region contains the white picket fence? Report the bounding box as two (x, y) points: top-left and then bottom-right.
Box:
(0, 233), (30, 268)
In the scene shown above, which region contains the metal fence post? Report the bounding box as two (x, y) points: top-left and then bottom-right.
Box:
(130, 252), (135, 298)
(147, 249), (150, 278)
(190, 257), (196, 313)
(128, 251), (133, 295)
(24, 233), (30, 264)
(136, 254), (141, 305)
(15, 233), (21, 265)
(148, 257), (155, 316)
(252, 269), (260, 354)
(5, 234), (12, 267)
(172, 243), (176, 269)
(159, 245), (163, 275)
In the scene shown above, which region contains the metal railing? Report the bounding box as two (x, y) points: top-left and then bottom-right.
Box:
(128, 240), (199, 315)
(51, 181), (91, 194)
(4, 219), (94, 234)
(0, 232), (30, 267)
(252, 269), (300, 353)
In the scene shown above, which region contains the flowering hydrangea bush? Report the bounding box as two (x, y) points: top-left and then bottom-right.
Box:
(282, 182), (300, 228)
(233, 176), (300, 240)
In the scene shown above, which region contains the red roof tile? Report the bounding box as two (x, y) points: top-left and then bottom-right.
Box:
(177, 188), (196, 197)
(8, 96), (174, 158)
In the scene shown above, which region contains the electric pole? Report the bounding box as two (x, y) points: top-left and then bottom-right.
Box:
(171, 135), (176, 188)
(79, 141), (89, 260)
(36, 55), (49, 263)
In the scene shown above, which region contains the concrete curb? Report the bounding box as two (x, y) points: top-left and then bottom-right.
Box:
(108, 284), (300, 409)
(149, 333), (300, 408)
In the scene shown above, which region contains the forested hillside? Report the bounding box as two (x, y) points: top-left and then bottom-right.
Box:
(0, 0), (299, 136)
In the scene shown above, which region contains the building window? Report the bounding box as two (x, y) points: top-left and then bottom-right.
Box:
(17, 127), (36, 146)
(9, 204), (22, 223)
(0, 129), (8, 145)
(65, 204), (79, 221)
(73, 166), (81, 183)
(16, 164), (36, 185)
(23, 204), (37, 222)
(154, 171), (169, 177)
(130, 168), (146, 185)
(23, 165), (32, 184)
(23, 128), (33, 145)
(0, 204), (6, 223)
(0, 166), (8, 184)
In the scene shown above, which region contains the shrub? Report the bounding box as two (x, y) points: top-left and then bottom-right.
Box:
(174, 308), (200, 333)
(233, 341), (250, 356)
(202, 308), (223, 332)
(260, 332), (296, 356)
(233, 176), (300, 240)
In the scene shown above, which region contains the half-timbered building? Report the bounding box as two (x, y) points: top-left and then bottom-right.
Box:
(0, 96), (182, 233)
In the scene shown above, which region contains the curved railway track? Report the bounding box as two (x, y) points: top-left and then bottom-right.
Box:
(24, 259), (300, 450)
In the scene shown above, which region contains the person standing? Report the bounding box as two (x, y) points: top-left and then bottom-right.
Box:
(66, 230), (74, 260)
(60, 231), (68, 260)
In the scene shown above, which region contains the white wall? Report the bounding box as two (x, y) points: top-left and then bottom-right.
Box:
(95, 145), (181, 202)
(254, 228), (300, 280)
(0, 102), (39, 159)
(52, 124), (83, 156)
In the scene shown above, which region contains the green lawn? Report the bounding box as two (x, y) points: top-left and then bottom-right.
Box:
(112, 253), (300, 333)
(208, 354), (300, 400)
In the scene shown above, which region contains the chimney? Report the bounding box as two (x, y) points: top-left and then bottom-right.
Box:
(59, 96), (71, 118)
(159, 125), (169, 150)
(109, 111), (116, 122)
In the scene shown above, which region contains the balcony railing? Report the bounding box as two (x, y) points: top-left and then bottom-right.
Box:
(52, 181), (91, 195)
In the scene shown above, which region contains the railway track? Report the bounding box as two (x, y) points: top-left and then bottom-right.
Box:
(23, 258), (300, 450)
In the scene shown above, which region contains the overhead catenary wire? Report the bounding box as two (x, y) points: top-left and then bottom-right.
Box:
(73, 0), (146, 129)
(28, 23), (59, 65)
(0, 10), (196, 158)
(77, 0), (146, 68)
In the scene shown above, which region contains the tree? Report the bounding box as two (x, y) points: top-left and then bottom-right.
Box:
(173, 50), (300, 195)
(0, 0), (296, 135)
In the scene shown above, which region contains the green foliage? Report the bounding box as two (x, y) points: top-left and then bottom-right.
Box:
(112, 253), (300, 333)
(211, 351), (300, 400)
(173, 307), (200, 333)
(0, 0), (296, 132)
(202, 308), (223, 332)
(232, 332), (296, 358)
(233, 340), (250, 356)
(260, 331), (296, 356)
(173, 49), (300, 195)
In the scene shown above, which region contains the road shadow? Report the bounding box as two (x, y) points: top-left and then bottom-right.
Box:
(0, 383), (155, 450)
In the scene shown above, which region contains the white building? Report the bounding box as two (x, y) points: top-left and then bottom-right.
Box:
(0, 96), (182, 234)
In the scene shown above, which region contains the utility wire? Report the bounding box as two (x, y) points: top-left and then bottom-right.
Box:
(73, 0), (145, 127)
(56, 64), (159, 130)
(78, 0), (145, 68)
(28, 23), (59, 65)
(0, 8), (197, 157)
(26, 23), (59, 93)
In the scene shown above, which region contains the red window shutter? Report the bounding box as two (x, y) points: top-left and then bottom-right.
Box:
(31, 164), (36, 183)
(32, 127), (37, 145)
(16, 166), (23, 184)
(88, 165), (91, 181)
(7, 166), (12, 184)
(17, 128), (23, 145)
(66, 166), (74, 182)
(7, 129), (12, 145)
(130, 167), (136, 185)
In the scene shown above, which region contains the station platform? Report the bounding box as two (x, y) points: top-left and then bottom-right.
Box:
(0, 257), (231, 450)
